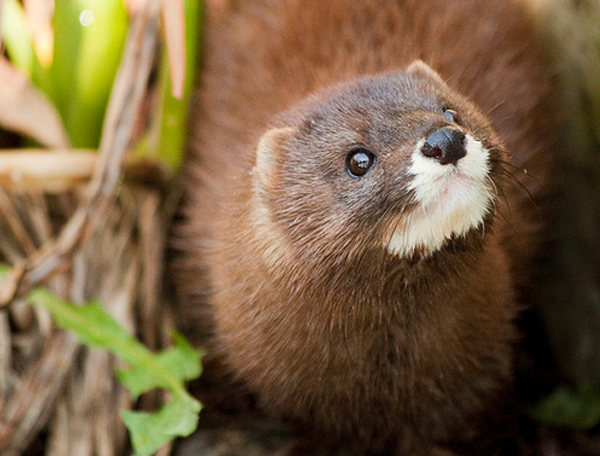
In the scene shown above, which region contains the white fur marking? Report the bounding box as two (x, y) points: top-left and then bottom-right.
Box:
(387, 134), (493, 257)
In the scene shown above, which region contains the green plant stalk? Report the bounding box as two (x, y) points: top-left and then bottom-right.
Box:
(154, 0), (202, 172)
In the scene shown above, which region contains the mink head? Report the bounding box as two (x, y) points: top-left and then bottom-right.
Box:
(250, 61), (507, 265)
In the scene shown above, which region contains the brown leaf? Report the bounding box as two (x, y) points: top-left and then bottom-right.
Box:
(0, 58), (69, 148)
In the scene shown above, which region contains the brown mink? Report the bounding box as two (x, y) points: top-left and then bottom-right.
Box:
(170, 0), (555, 454)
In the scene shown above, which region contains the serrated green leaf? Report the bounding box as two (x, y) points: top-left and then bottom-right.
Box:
(28, 289), (143, 356)
(27, 290), (202, 396)
(117, 331), (203, 399)
(159, 331), (204, 380)
(27, 288), (203, 455)
(531, 382), (600, 430)
(121, 395), (202, 456)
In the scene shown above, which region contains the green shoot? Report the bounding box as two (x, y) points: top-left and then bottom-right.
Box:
(137, 0), (202, 172)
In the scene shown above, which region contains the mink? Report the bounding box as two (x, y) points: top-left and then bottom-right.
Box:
(170, 0), (556, 454)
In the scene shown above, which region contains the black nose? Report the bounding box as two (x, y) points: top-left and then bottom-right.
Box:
(421, 128), (466, 165)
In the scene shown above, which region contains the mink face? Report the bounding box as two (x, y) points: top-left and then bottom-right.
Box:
(253, 64), (505, 268)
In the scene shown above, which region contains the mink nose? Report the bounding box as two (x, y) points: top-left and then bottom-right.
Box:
(421, 128), (466, 165)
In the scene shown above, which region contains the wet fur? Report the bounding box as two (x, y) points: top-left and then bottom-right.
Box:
(171, 0), (555, 453)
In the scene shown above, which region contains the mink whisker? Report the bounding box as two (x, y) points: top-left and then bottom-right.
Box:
(498, 161), (539, 212)
(484, 99), (507, 117)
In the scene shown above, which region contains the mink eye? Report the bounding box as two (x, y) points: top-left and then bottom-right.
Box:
(442, 106), (460, 125)
(346, 148), (376, 178)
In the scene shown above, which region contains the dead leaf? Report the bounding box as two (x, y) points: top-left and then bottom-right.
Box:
(0, 57), (69, 148)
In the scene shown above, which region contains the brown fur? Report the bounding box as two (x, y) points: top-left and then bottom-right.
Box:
(170, 0), (555, 454)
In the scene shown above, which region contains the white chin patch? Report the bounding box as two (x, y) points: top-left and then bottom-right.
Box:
(386, 134), (494, 257)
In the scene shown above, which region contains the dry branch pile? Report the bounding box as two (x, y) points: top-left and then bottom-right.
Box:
(0, 1), (176, 454)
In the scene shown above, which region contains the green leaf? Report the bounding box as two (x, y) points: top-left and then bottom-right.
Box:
(28, 290), (138, 352)
(117, 331), (203, 399)
(531, 382), (600, 430)
(122, 396), (201, 456)
(51, 0), (128, 148)
(27, 288), (203, 455)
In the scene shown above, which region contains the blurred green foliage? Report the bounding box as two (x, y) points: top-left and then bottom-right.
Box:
(2, 0), (202, 172)
(3, 0), (128, 148)
(531, 382), (600, 431)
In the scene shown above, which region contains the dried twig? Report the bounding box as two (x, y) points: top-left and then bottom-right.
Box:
(0, 331), (80, 454)
(0, 150), (96, 192)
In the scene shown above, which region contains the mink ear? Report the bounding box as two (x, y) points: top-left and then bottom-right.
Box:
(407, 60), (445, 85)
(253, 127), (295, 192)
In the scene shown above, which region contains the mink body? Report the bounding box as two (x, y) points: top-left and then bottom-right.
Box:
(171, 0), (555, 454)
